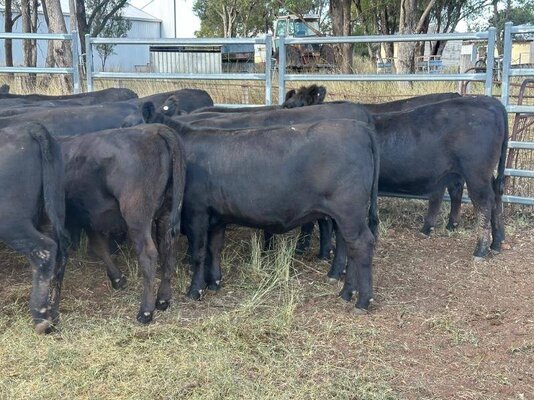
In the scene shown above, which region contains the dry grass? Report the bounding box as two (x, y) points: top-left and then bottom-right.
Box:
(0, 75), (533, 399)
(0, 199), (533, 399)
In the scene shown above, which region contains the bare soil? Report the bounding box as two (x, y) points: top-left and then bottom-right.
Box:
(0, 201), (533, 399)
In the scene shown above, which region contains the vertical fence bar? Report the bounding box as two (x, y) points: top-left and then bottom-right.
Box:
(70, 31), (81, 94)
(278, 36), (286, 105)
(485, 27), (496, 96)
(85, 34), (94, 92)
(501, 22), (513, 107)
(264, 34), (272, 105)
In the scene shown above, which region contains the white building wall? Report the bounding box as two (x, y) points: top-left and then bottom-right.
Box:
(130, 0), (200, 38)
(0, 11), (161, 72)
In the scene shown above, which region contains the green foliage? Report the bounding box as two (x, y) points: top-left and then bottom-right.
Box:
(85, 0), (131, 69)
(193, 0), (328, 37)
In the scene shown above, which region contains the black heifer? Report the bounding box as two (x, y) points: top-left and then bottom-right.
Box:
(142, 103), (379, 311)
(362, 92), (460, 113)
(190, 84), (327, 114)
(0, 102), (138, 135)
(134, 88), (213, 112)
(0, 87), (137, 103)
(121, 89), (214, 127)
(0, 123), (69, 334)
(60, 125), (186, 323)
(378, 95), (507, 257)
(282, 84), (327, 108)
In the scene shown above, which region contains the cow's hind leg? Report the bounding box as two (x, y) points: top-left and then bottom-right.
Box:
(263, 230), (275, 252)
(87, 231), (127, 290)
(327, 224), (346, 281)
(295, 222), (313, 255)
(421, 186), (445, 236)
(490, 177), (505, 253)
(465, 178), (494, 259)
(318, 218), (334, 260)
(155, 215), (176, 311)
(205, 225), (225, 291)
(127, 224), (159, 324)
(185, 215), (209, 300)
(4, 223), (58, 334)
(446, 178), (464, 231)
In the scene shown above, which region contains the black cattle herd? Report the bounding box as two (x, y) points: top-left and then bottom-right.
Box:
(0, 84), (508, 334)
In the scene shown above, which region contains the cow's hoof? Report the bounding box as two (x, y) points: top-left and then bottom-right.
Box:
(155, 299), (170, 311)
(339, 288), (355, 302)
(418, 227), (433, 238)
(325, 276), (339, 284)
(136, 311), (153, 324)
(207, 280), (221, 292)
(352, 307), (368, 316)
(186, 288), (203, 301)
(490, 242), (502, 254)
(111, 275), (127, 290)
(473, 256), (486, 263)
(34, 320), (52, 335)
(446, 222), (459, 231)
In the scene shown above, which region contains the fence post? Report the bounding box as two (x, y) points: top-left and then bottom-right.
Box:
(70, 31), (81, 94)
(485, 27), (496, 96)
(85, 34), (94, 92)
(264, 34), (272, 105)
(501, 22), (513, 107)
(278, 35), (286, 105)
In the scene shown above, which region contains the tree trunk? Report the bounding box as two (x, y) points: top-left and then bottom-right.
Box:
(396, 0), (436, 74)
(31, 0), (38, 67)
(4, 0), (14, 80)
(21, 0), (36, 89)
(330, 0), (352, 73)
(75, 0), (89, 74)
(43, 0), (73, 91)
(396, 0), (417, 74)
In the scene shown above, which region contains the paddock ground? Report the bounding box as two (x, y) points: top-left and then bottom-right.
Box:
(0, 199), (532, 400)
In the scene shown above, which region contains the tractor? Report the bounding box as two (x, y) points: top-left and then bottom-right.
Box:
(273, 14), (335, 70)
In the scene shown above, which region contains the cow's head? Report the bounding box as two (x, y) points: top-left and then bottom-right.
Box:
(161, 95), (184, 116)
(121, 96), (181, 128)
(142, 101), (165, 124)
(282, 84), (327, 108)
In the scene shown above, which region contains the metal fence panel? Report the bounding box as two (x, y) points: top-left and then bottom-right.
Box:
(86, 35), (273, 105)
(277, 29), (497, 103)
(500, 22), (534, 206)
(0, 31), (80, 94)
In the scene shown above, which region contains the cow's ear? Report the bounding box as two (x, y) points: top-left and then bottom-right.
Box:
(142, 101), (156, 122)
(161, 95), (179, 115)
(285, 89), (296, 102)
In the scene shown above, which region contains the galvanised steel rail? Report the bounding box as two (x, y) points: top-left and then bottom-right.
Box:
(277, 29), (497, 104)
(0, 31), (80, 93)
(500, 22), (534, 205)
(85, 35), (273, 105)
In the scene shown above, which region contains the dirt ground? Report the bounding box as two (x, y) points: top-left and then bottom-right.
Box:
(0, 200), (532, 399)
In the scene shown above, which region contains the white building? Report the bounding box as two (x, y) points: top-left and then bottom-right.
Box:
(129, 0), (200, 38)
(0, 1), (201, 72)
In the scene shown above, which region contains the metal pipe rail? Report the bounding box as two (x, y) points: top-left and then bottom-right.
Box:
(85, 35), (273, 105)
(0, 31), (80, 93)
(277, 28), (497, 104)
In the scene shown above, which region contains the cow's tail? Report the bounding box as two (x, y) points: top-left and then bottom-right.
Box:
(28, 123), (70, 257)
(367, 126), (380, 239)
(494, 104), (509, 197)
(157, 127), (186, 237)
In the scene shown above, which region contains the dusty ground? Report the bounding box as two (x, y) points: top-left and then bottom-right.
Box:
(0, 200), (532, 399)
